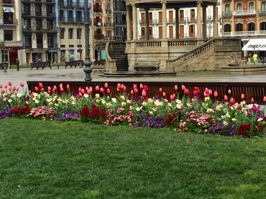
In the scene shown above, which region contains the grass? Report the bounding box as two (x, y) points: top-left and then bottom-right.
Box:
(1, 118), (266, 199)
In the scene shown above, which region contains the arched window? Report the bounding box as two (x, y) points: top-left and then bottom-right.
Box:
(249, 2), (254, 10)
(262, 2), (266, 12)
(225, 4), (230, 15)
(260, 22), (266, 30)
(237, 3), (242, 11)
(224, 24), (231, 32)
(248, 23), (255, 31)
(236, 23), (243, 31)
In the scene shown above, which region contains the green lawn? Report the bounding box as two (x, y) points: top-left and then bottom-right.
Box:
(1, 118), (266, 199)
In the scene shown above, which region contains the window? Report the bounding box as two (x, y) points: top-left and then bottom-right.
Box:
(35, 4), (41, 15)
(224, 24), (231, 32)
(60, 28), (65, 39)
(68, 28), (73, 39)
(237, 3), (242, 11)
(236, 23), (243, 31)
(25, 34), (31, 48)
(47, 20), (53, 30)
(262, 2), (266, 12)
(77, 28), (81, 39)
(249, 2), (254, 10)
(248, 23), (255, 31)
(36, 34), (43, 48)
(36, 19), (42, 30)
(225, 4), (230, 15)
(4, 30), (13, 41)
(106, 30), (111, 40)
(76, 11), (82, 21)
(47, 35), (54, 48)
(23, 3), (30, 14)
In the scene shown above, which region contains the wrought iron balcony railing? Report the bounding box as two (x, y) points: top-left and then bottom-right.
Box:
(233, 9), (256, 16)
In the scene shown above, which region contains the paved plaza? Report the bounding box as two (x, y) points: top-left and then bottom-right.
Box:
(1, 67), (266, 89)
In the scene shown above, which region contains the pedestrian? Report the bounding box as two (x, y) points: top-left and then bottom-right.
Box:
(16, 58), (19, 71)
(253, 53), (258, 64)
(248, 54), (251, 63)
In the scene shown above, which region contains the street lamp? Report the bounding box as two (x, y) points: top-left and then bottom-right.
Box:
(83, 0), (92, 81)
(2, 8), (12, 73)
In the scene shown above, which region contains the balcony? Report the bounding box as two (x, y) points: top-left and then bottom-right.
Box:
(233, 9), (256, 16)
(94, 34), (105, 40)
(167, 18), (175, 23)
(3, 0), (14, 4)
(94, 21), (102, 26)
(4, 19), (18, 25)
(104, 22), (114, 27)
(94, 8), (102, 13)
(37, 42), (43, 48)
(48, 42), (58, 49)
(258, 9), (266, 16)
(58, 0), (89, 8)
(106, 9), (112, 14)
(222, 11), (232, 18)
(23, 42), (32, 48)
(223, 30), (266, 37)
(139, 19), (158, 25)
(59, 17), (85, 23)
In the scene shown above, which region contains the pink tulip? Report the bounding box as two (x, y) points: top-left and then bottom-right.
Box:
(20, 82), (24, 87)
(8, 87), (12, 92)
(204, 87), (209, 93)
(204, 92), (209, 97)
(35, 87), (39, 92)
(163, 92), (166, 97)
(142, 90), (146, 97)
(66, 84), (70, 91)
(229, 97), (236, 105)
(8, 81), (12, 87)
(53, 85), (57, 91)
(52, 89), (56, 93)
(38, 82), (43, 89)
(4, 84), (7, 89)
(122, 84), (126, 91)
(60, 87), (64, 92)
(228, 89), (231, 94)
(251, 98), (255, 103)
(0, 83), (2, 88)
(208, 89), (212, 96)
(263, 96), (266, 102)
(224, 95), (228, 101)
(100, 87), (105, 93)
(87, 89), (92, 95)
(237, 104), (242, 109)
(241, 94), (245, 100)
(95, 85), (100, 91)
(174, 85), (178, 91)
(170, 95), (175, 101)
(81, 89), (85, 94)
(173, 93), (176, 98)
(1, 90), (5, 94)
(139, 84), (143, 89)
(134, 88), (138, 94)
(214, 91), (218, 98)
(184, 89), (189, 95)
(182, 85), (186, 90)
(106, 88), (111, 94)
(133, 84), (137, 89)
(130, 90), (134, 95)
(79, 92), (83, 97)
(159, 88), (162, 92)
(104, 82), (108, 88)
(117, 83), (122, 90)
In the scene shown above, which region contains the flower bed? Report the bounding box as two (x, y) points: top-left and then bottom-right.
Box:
(1, 81), (266, 137)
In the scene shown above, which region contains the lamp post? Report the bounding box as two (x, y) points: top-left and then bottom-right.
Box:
(83, 0), (92, 81)
(2, 9), (12, 73)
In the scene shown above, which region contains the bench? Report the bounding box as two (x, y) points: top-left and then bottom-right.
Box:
(94, 60), (106, 66)
(0, 63), (8, 70)
(64, 60), (84, 69)
(31, 62), (51, 70)
(134, 61), (160, 71)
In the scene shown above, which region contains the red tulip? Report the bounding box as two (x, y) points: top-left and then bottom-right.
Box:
(0, 83), (2, 88)
(35, 86), (39, 92)
(263, 96), (266, 102)
(139, 84), (143, 89)
(159, 87), (162, 92)
(4, 84), (7, 89)
(1, 89), (5, 94)
(224, 95), (228, 101)
(174, 85), (178, 91)
(66, 84), (70, 91)
(228, 89), (231, 94)
(38, 82), (43, 89)
(104, 82), (108, 88)
(208, 89), (212, 96)
(20, 82), (24, 87)
(100, 87), (105, 93)
(170, 95), (175, 101)
(143, 85), (148, 92)
(142, 90), (146, 97)
(229, 97), (236, 105)
(60, 87), (64, 92)
(193, 87), (200, 95)
(8, 81), (12, 87)
(241, 93), (245, 100)
(182, 85), (186, 90)
(184, 89), (189, 95)
(130, 90), (134, 95)
(237, 104), (242, 109)
(106, 88), (111, 94)
(163, 92), (166, 97)
(134, 88), (138, 94)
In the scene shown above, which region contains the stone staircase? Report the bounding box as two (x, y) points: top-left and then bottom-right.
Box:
(106, 42), (128, 71)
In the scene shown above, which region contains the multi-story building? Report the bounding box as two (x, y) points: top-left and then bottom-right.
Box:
(92, 0), (114, 62)
(20, 0), (57, 65)
(113, 0), (127, 41)
(57, 0), (93, 63)
(222, 0), (266, 57)
(1, 0), (22, 65)
(137, 3), (222, 39)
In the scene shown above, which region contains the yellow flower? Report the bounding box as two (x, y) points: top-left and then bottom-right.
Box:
(187, 103), (192, 108)
(111, 98), (117, 103)
(226, 112), (231, 118)
(232, 118), (237, 122)
(204, 97), (210, 101)
(142, 102), (147, 107)
(149, 111), (153, 115)
(120, 95), (125, 101)
(106, 103), (111, 108)
(216, 104), (223, 111)
(83, 94), (89, 98)
(95, 94), (100, 99)
(258, 118), (263, 122)
(148, 98), (153, 103)
(121, 101), (126, 107)
(8, 99), (12, 103)
(127, 100), (131, 104)
(223, 121), (228, 126)
(207, 108), (214, 113)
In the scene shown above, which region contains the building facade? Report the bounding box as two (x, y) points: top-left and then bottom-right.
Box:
(57, 0), (93, 63)
(113, 0), (127, 41)
(1, 0), (22, 65)
(222, 0), (266, 57)
(20, 0), (57, 65)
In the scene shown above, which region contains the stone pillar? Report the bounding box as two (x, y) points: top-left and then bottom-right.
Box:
(231, 0), (235, 32)
(202, 6), (207, 39)
(196, 0), (202, 38)
(132, 4), (137, 40)
(145, 8), (149, 40)
(126, 5), (132, 41)
(162, 1), (167, 39)
(175, 8), (179, 39)
(213, 4), (218, 37)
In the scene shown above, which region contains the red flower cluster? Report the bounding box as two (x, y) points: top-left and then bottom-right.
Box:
(165, 113), (178, 127)
(80, 104), (107, 122)
(11, 104), (30, 117)
(237, 124), (251, 138)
